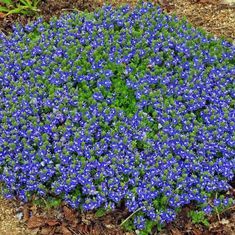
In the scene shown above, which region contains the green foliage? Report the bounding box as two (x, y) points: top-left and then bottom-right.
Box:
(139, 220), (160, 235)
(0, 0), (40, 16)
(95, 207), (106, 217)
(153, 195), (168, 209)
(188, 210), (210, 227)
(122, 217), (162, 235)
(0, 0), (12, 5)
(32, 197), (62, 209)
(122, 218), (135, 232)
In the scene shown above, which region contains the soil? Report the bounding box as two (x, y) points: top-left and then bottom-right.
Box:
(0, 0), (235, 235)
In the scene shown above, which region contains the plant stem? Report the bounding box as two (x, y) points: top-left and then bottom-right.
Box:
(120, 207), (144, 226)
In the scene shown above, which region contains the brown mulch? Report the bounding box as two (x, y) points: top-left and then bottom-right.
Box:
(0, 0), (235, 235)
(171, 0), (235, 40)
(1, 195), (234, 235)
(1, 198), (133, 235)
(0, 197), (31, 235)
(0, 0), (235, 39)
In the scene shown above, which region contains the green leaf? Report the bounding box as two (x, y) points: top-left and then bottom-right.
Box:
(5, 6), (29, 15)
(188, 210), (209, 227)
(32, 198), (43, 207)
(0, 6), (10, 12)
(122, 219), (134, 232)
(146, 220), (154, 233)
(47, 198), (62, 208)
(160, 195), (168, 205)
(0, 0), (13, 5)
(139, 231), (148, 235)
(95, 208), (106, 218)
(19, 0), (30, 6)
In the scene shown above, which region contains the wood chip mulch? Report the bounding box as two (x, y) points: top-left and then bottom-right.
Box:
(170, 0), (235, 40)
(0, 197), (31, 235)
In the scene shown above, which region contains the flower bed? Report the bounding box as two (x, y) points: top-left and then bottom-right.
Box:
(0, 2), (234, 232)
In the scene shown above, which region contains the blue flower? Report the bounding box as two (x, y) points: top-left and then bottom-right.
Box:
(0, 3), (234, 232)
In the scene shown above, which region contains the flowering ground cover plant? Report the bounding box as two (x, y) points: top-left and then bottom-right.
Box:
(0, 1), (235, 233)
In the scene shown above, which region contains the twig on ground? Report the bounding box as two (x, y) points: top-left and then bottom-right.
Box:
(68, 226), (81, 235)
(219, 205), (235, 215)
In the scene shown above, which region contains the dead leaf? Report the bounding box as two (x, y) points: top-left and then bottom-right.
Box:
(0, 13), (6, 18)
(41, 226), (55, 235)
(63, 206), (76, 222)
(30, 204), (38, 215)
(192, 228), (203, 235)
(27, 216), (46, 229)
(29, 228), (40, 235)
(46, 219), (60, 226)
(90, 224), (102, 235)
(23, 204), (30, 222)
(78, 224), (89, 234)
(61, 225), (72, 235)
(170, 228), (182, 235)
(157, 0), (175, 11)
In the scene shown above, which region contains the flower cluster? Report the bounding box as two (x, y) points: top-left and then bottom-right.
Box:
(0, 2), (234, 230)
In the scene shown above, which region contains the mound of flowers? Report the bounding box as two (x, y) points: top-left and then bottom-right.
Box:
(0, 2), (234, 231)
